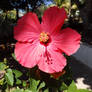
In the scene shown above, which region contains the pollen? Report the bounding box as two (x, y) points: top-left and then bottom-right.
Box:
(39, 32), (49, 43)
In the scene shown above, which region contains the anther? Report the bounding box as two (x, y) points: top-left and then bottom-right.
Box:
(39, 32), (49, 43)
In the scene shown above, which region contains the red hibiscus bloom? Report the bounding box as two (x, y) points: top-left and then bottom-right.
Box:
(14, 7), (81, 73)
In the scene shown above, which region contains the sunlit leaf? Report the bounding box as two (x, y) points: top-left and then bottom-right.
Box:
(12, 88), (24, 92)
(77, 89), (92, 92)
(67, 81), (77, 92)
(24, 89), (32, 92)
(22, 81), (27, 87)
(5, 69), (14, 86)
(37, 81), (45, 91)
(16, 79), (22, 85)
(0, 78), (4, 85)
(29, 78), (40, 92)
(12, 69), (22, 78)
(44, 88), (49, 92)
(0, 62), (7, 71)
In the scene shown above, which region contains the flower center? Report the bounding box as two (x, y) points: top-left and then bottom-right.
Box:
(39, 32), (49, 43)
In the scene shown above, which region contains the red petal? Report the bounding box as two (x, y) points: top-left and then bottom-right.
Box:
(38, 47), (66, 73)
(15, 41), (45, 68)
(52, 28), (81, 56)
(14, 12), (41, 42)
(41, 6), (67, 34)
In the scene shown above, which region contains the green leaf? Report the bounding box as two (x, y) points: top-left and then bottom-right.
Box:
(63, 81), (92, 92)
(16, 79), (22, 85)
(22, 81), (27, 87)
(0, 78), (4, 85)
(44, 89), (49, 92)
(11, 53), (17, 61)
(64, 90), (68, 92)
(5, 69), (14, 86)
(0, 62), (7, 70)
(13, 69), (22, 78)
(13, 89), (24, 92)
(67, 81), (77, 92)
(24, 89), (32, 92)
(29, 78), (40, 92)
(37, 81), (45, 91)
(13, 89), (32, 92)
(59, 82), (68, 91)
(77, 89), (92, 92)
(12, 69), (22, 85)
(3, 58), (8, 64)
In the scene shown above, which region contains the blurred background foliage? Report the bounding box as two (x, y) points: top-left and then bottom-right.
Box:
(0, 0), (92, 44)
(0, 0), (92, 92)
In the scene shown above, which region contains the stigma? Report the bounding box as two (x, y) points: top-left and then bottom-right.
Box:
(39, 32), (49, 43)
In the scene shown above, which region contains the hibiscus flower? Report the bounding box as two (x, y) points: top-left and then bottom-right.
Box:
(14, 6), (81, 73)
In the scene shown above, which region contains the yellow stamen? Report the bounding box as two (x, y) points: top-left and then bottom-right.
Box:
(39, 32), (49, 43)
